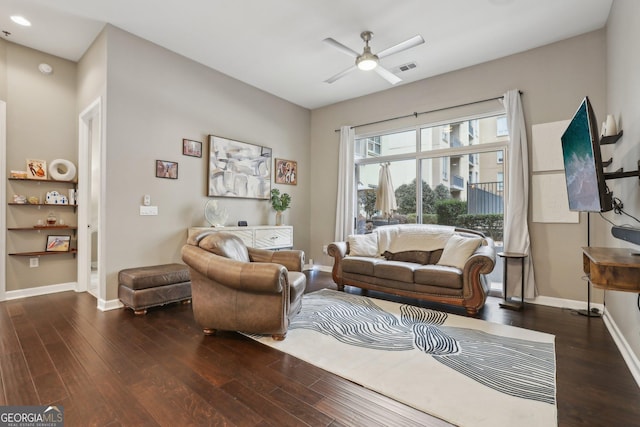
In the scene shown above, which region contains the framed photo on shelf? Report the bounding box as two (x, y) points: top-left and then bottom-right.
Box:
(274, 158), (297, 185)
(46, 235), (71, 252)
(208, 135), (272, 199)
(182, 139), (202, 157)
(26, 159), (47, 180)
(156, 160), (178, 179)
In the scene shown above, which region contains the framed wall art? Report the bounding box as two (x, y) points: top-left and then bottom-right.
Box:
(26, 159), (47, 180)
(208, 135), (272, 199)
(156, 160), (178, 179)
(46, 235), (71, 252)
(274, 158), (297, 185)
(182, 139), (202, 157)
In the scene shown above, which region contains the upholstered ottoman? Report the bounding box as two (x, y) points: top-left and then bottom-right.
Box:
(118, 263), (191, 315)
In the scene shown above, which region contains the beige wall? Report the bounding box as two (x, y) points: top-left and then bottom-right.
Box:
(0, 39), (7, 100)
(4, 41), (78, 290)
(99, 26), (311, 300)
(603, 0), (640, 366)
(310, 30), (607, 303)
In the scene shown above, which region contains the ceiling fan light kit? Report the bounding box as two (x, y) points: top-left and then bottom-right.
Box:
(324, 30), (424, 84)
(356, 49), (379, 70)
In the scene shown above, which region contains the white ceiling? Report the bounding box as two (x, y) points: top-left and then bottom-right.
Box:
(0, 0), (612, 109)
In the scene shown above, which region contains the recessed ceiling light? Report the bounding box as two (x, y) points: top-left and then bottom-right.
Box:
(10, 15), (31, 27)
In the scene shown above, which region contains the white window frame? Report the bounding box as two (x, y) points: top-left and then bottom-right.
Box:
(354, 110), (509, 224)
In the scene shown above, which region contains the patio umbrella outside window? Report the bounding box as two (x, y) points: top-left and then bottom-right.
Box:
(375, 163), (397, 220)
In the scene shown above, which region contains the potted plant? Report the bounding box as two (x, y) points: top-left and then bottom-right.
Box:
(270, 188), (291, 226)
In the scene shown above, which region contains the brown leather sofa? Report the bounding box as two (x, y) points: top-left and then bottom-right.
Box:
(182, 231), (306, 340)
(328, 225), (496, 315)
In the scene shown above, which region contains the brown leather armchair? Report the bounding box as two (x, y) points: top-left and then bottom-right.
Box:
(181, 231), (306, 340)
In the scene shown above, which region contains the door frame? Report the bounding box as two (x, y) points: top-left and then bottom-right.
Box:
(77, 97), (107, 307)
(0, 101), (6, 301)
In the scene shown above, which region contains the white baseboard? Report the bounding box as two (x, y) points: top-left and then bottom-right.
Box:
(307, 264), (332, 273)
(97, 298), (123, 311)
(4, 282), (77, 301)
(602, 308), (640, 388)
(529, 295), (605, 313)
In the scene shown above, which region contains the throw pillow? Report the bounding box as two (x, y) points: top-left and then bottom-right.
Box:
(199, 232), (250, 262)
(436, 234), (483, 269)
(382, 250), (431, 265)
(347, 233), (379, 257)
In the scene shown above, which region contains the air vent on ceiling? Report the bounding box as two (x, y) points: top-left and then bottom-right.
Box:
(394, 62), (417, 73)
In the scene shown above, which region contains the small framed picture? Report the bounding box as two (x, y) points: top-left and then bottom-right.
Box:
(183, 139), (202, 157)
(46, 235), (71, 252)
(275, 158), (297, 185)
(156, 160), (178, 179)
(26, 159), (48, 180)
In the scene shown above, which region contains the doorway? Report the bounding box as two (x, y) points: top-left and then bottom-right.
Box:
(77, 98), (105, 306)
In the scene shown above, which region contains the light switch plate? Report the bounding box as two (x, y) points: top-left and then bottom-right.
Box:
(140, 205), (158, 215)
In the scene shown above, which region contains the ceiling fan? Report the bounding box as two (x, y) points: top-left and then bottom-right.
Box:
(323, 31), (424, 85)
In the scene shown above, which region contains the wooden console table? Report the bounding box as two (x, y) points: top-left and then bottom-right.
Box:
(582, 247), (640, 292)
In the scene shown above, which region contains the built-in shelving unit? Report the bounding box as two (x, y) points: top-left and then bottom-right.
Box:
(7, 177), (78, 258)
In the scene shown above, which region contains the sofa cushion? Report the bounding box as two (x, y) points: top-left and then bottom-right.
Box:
(347, 233), (379, 257)
(374, 261), (419, 283)
(436, 234), (482, 269)
(199, 232), (250, 262)
(414, 265), (463, 289)
(342, 256), (383, 276)
(382, 250), (431, 265)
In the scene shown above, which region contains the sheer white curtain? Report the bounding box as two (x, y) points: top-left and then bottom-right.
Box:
(335, 126), (356, 241)
(503, 89), (536, 299)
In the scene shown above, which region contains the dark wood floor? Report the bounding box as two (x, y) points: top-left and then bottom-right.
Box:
(1, 270), (639, 426)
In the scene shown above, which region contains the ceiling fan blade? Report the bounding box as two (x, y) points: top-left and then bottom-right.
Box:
(324, 65), (358, 84)
(374, 66), (402, 85)
(323, 37), (360, 57)
(377, 35), (425, 59)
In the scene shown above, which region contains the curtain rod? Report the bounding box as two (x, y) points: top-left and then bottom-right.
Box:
(333, 91), (523, 132)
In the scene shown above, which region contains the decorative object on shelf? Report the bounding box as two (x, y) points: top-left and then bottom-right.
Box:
(46, 235), (71, 252)
(270, 188), (291, 226)
(68, 189), (76, 205)
(10, 170), (27, 179)
(208, 135), (272, 199)
(604, 114), (618, 137)
(47, 211), (57, 225)
(182, 139), (202, 157)
(274, 158), (298, 185)
(156, 160), (178, 179)
(27, 196), (39, 204)
(48, 158), (76, 181)
(45, 191), (68, 205)
(26, 159), (47, 180)
(204, 199), (228, 227)
(12, 194), (27, 204)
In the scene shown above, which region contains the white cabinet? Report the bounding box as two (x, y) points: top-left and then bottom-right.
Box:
(188, 225), (293, 250)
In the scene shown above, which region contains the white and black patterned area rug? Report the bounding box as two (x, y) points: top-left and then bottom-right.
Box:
(248, 289), (556, 427)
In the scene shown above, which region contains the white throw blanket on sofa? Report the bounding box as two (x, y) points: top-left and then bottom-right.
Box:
(376, 225), (455, 255)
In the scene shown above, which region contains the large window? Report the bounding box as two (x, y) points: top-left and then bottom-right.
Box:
(354, 113), (509, 243)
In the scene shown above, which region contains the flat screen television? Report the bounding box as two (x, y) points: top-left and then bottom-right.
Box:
(560, 96), (613, 212)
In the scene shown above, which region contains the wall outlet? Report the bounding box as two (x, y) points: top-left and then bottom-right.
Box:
(308, 258), (314, 265)
(322, 245), (328, 254)
(30, 257), (39, 268)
